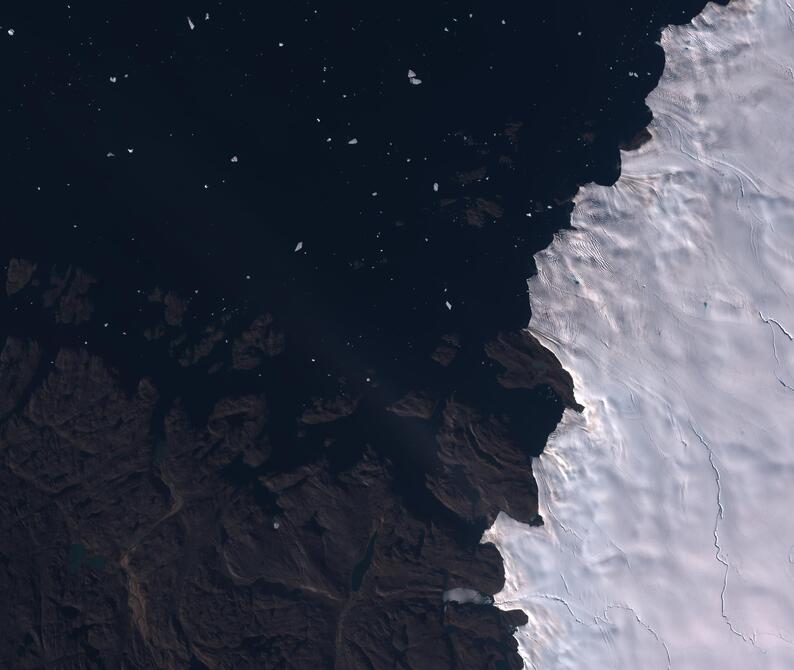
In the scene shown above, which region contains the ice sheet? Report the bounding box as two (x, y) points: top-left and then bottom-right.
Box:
(483, 1), (794, 667)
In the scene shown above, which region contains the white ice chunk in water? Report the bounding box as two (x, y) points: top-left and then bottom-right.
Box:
(294, 241), (303, 252)
(187, 16), (195, 30)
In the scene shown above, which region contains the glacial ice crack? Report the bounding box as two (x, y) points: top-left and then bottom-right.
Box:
(528, 594), (590, 627)
(759, 311), (794, 341)
(760, 312), (794, 390)
(494, 592), (592, 630)
(688, 421), (754, 646)
(600, 604), (672, 670)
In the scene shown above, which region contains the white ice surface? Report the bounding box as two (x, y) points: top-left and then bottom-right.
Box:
(483, 1), (794, 668)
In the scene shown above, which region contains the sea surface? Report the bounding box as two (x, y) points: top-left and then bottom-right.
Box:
(1, 0), (717, 519)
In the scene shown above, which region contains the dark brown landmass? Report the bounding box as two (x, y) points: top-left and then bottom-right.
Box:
(232, 315), (286, 371)
(5, 258), (37, 296)
(485, 330), (583, 412)
(430, 334), (461, 367)
(387, 390), (438, 419)
(0, 259), (582, 669)
(0, 340), (532, 669)
(300, 394), (360, 425)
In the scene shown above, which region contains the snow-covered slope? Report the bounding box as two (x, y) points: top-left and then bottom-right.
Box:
(484, 1), (794, 667)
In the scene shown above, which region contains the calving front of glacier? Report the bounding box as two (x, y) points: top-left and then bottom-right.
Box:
(484, 0), (794, 667)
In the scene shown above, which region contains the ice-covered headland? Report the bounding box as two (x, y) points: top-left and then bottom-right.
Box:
(483, 0), (794, 667)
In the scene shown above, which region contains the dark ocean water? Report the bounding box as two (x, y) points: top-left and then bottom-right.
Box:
(0, 1), (724, 667)
(1, 0), (714, 447)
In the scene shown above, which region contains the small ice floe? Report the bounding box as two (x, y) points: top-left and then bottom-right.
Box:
(278, 42), (284, 47)
(433, 182), (439, 192)
(348, 138), (358, 145)
(407, 69), (422, 85)
(445, 300), (452, 310)
(106, 152), (115, 158)
(187, 16), (195, 30)
(127, 148), (134, 154)
(7, 28), (15, 37)
(205, 12), (210, 21)
(230, 155), (238, 163)
(109, 75), (117, 83)
(273, 521), (280, 530)
(294, 241), (303, 252)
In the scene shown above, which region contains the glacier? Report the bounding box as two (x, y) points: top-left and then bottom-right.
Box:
(483, 0), (794, 667)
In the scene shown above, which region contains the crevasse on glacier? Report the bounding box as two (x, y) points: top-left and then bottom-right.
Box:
(484, 1), (794, 667)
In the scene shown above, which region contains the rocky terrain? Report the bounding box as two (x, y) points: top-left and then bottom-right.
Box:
(0, 260), (577, 669)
